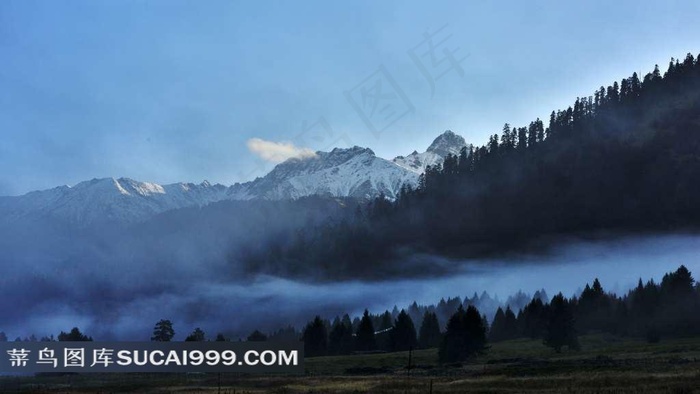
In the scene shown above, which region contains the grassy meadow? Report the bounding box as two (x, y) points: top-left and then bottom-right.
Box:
(2, 334), (700, 393)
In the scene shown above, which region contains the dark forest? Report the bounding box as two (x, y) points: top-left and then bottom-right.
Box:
(243, 53), (700, 280)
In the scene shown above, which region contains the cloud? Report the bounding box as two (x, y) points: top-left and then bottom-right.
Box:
(246, 138), (317, 163)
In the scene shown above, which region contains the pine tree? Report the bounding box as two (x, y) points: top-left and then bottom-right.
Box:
(185, 328), (205, 342)
(302, 316), (328, 357)
(151, 319), (175, 342)
(488, 134), (500, 154)
(547, 111), (556, 138)
(328, 319), (354, 355)
(660, 265), (694, 297)
(356, 310), (376, 351)
(342, 314), (353, 330)
(501, 124), (514, 150)
(535, 118), (545, 143)
(379, 311), (393, 330)
(517, 127), (528, 150)
(658, 265), (698, 336)
(528, 122), (538, 147)
(390, 310), (417, 351)
(544, 293), (579, 352)
(504, 306), (518, 339)
(458, 146), (469, 174)
(489, 307), (507, 341)
(620, 79), (630, 99)
(630, 72), (641, 96)
(58, 327), (92, 341)
(418, 311), (441, 349)
(375, 310), (394, 351)
(611, 81), (620, 102)
(247, 330), (268, 342)
(577, 278), (612, 333)
(438, 305), (487, 363)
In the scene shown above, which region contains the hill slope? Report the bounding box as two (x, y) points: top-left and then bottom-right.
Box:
(248, 52), (700, 278)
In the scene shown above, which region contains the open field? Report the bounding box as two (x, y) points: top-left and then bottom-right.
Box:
(2, 334), (700, 393)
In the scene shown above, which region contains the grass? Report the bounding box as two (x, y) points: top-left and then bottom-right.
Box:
(2, 334), (700, 393)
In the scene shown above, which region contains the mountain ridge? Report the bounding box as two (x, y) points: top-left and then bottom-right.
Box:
(0, 131), (469, 225)
(392, 130), (471, 174)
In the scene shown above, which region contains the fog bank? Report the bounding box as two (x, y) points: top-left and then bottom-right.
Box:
(1, 233), (698, 341)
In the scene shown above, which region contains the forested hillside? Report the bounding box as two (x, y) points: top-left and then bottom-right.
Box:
(245, 53), (700, 279)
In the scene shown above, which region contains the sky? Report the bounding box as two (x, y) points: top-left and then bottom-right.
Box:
(1, 0), (699, 196)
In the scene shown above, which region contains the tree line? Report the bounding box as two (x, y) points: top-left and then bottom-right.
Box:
(296, 266), (700, 360)
(244, 52), (700, 279)
(0, 327), (92, 343)
(3, 266), (699, 363)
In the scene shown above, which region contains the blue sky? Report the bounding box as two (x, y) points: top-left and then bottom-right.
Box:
(1, 0), (699, 195)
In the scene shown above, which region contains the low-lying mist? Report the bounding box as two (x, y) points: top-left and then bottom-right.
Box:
(1, 219), (698, 341)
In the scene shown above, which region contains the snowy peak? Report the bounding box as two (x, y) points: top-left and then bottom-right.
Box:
(393, 130), (470, 174)
(1, 131), (469, 225)
(328, 146), (375, 159)
(268, 146), (375, 177)
(71, 177), (166, 197)
(239, 146), (417, 200)
(69, 177), (226, 198)
(427, 130), (467, 157)
(0, 177), (229, 226)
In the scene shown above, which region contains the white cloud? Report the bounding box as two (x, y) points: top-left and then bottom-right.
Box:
(246, 138), (317, 163)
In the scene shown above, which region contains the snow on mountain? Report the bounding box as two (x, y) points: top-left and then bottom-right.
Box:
(238, 146), (419, 200)
(235, 130), (470, 203)
(0, 130), (470, 225)
(0, 178), (229, 225)
(392, 130), (470, 174)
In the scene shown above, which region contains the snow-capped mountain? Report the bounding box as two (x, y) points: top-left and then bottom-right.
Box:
(392, 130), (470, 174)
(235, 130), (469, 200)
(0, 130), (469, 225)
(0, 178), (229, 225)
(234, 146), (419, 200)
